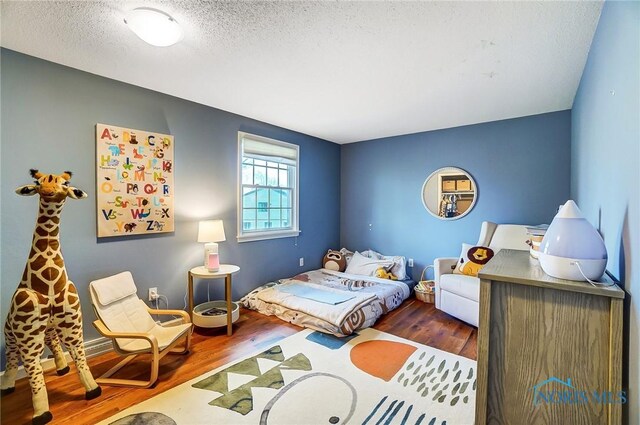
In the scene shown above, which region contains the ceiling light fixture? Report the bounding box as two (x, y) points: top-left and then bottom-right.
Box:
(124, 7), (183, 47)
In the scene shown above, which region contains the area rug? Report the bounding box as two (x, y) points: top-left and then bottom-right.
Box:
(100, 328), (476, 425)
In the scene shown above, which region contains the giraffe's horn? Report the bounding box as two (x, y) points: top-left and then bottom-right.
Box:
(29, 169), (44, 179)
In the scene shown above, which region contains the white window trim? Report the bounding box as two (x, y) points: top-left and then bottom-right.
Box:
(237, 132), (300, 243)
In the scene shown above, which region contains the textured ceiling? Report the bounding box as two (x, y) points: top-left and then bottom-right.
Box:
(1, 1), (602, 144)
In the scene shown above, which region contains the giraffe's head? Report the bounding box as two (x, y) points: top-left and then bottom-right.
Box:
(15, 169), (88, 202)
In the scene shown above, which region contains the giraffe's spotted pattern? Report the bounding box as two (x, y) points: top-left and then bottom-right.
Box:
(1, 170), (101, 424)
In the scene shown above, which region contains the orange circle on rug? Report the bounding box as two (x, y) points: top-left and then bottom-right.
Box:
(350, 340), (417, 382)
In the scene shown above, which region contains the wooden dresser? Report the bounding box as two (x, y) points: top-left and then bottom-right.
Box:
(476, 249), (624, 425)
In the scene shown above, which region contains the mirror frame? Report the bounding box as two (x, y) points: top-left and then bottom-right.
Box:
(421, 167), (477, 221)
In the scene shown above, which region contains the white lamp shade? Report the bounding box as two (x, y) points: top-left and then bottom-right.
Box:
(538, 200), (607, 281)
(198, 220), (226, 243)
(124, 8), (183, 47)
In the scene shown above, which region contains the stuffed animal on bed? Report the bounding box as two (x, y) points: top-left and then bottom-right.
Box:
(322, 249), (347, 272)
(375, 267), (398, 280)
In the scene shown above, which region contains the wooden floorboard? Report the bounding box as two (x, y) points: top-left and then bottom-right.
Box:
(0, 298), (476, 425)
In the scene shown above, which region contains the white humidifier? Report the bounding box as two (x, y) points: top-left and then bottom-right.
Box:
(538, 200), (607, 282)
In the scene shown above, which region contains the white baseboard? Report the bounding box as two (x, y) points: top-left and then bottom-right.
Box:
(1, 317), (184, 382)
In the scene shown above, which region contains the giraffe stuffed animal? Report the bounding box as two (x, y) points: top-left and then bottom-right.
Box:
(1, 170), (101, 425)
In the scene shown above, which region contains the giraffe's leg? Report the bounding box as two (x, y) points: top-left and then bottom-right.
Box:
(56, 281), (101, 400)
(1, 319), (21, 394)
(10, 290), (53, 424)
(44, 327), (69, 376)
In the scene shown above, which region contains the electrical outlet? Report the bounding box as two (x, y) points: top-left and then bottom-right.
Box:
(148, 287), (158, 301)
(299, 257), (304, 267)
(408, 258), (414, 267)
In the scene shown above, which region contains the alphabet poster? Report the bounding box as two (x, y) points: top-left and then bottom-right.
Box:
(96, 123), (174, 237)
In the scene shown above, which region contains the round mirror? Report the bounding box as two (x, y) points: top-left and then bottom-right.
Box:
(421, 167), (477, 220)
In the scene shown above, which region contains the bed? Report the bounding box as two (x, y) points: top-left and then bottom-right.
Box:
(240, 268), (416, 337)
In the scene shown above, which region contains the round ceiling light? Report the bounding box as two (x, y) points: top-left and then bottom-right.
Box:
(124, 7), (183, 47)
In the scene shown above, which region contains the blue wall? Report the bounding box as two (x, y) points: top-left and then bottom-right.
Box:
(0, 49), (341, 350)
(341, 111), (572, 278)
(571, 1), (640, 421)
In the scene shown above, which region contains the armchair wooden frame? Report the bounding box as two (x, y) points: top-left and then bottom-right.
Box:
(92, 308), (192, 388)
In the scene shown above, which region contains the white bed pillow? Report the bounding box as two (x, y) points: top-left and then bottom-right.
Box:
(344, 251), (393, 277)
(360, 249), (407, 280)
(339, 248), (355, 265)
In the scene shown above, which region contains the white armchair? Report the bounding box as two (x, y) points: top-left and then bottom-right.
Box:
(434, 221), (530, 326)
(89, 271), (192, 388)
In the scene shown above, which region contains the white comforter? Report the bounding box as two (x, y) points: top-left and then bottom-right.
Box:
(240, 268), (411, 336)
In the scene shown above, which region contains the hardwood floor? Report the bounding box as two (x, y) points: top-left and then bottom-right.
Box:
(0, 299), (476, 425)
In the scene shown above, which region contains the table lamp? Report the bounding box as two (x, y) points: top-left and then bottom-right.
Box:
(538, 200), (607, 281)
(197, 220), (226, 272)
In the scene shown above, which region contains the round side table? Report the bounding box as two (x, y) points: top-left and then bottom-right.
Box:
(188, 265), (240, 336)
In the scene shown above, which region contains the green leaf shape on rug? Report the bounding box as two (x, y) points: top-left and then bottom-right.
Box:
(437, 360), (446, 373)
(452, 383), (460, 395)
(425, 355), (435, 367)
(194, 350), (310, 416)
(192, 345), (286, 394)
(450, 395), (460, 406)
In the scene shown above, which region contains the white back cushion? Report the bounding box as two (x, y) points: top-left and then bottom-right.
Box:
(90, 272), (156, 335)
(90, 271), (137, 305)
(488, 224), (530, 251)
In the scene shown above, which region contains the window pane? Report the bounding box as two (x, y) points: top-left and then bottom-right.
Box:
(254, 166), (266, 185)
(279, 169), (289, 187)
(242, 158), (253, 165)
(270, 220), (282, 229)
(254, 159), (266, 166)
(280, 189), (292, 208)
(267, 167), (278, 186)
(282, 208), (292, 226)
(243, 188), (256, 208)
(257, 188), (268, 204)
(257, 209), (268, 220)
(243, 208), (257, 220)
(267, 161), (278, 168)
(269, 208), (281, 220)
(257, 201), (268, 212)
(257, 219), (269, 229)
(242, 164), (253, 185)
(269, 189), (282, 208)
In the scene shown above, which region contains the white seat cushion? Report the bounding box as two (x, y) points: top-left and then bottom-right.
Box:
(118, 322), (192, 353)
(439, 273), (480, 302)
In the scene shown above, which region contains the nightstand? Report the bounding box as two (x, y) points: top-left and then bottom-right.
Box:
(188, 265), (240, 336)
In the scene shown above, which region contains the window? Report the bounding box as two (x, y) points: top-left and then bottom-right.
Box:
(238, 132), (299, 242)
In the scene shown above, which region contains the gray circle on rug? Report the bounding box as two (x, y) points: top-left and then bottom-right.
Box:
(109, 412), (177, 425)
